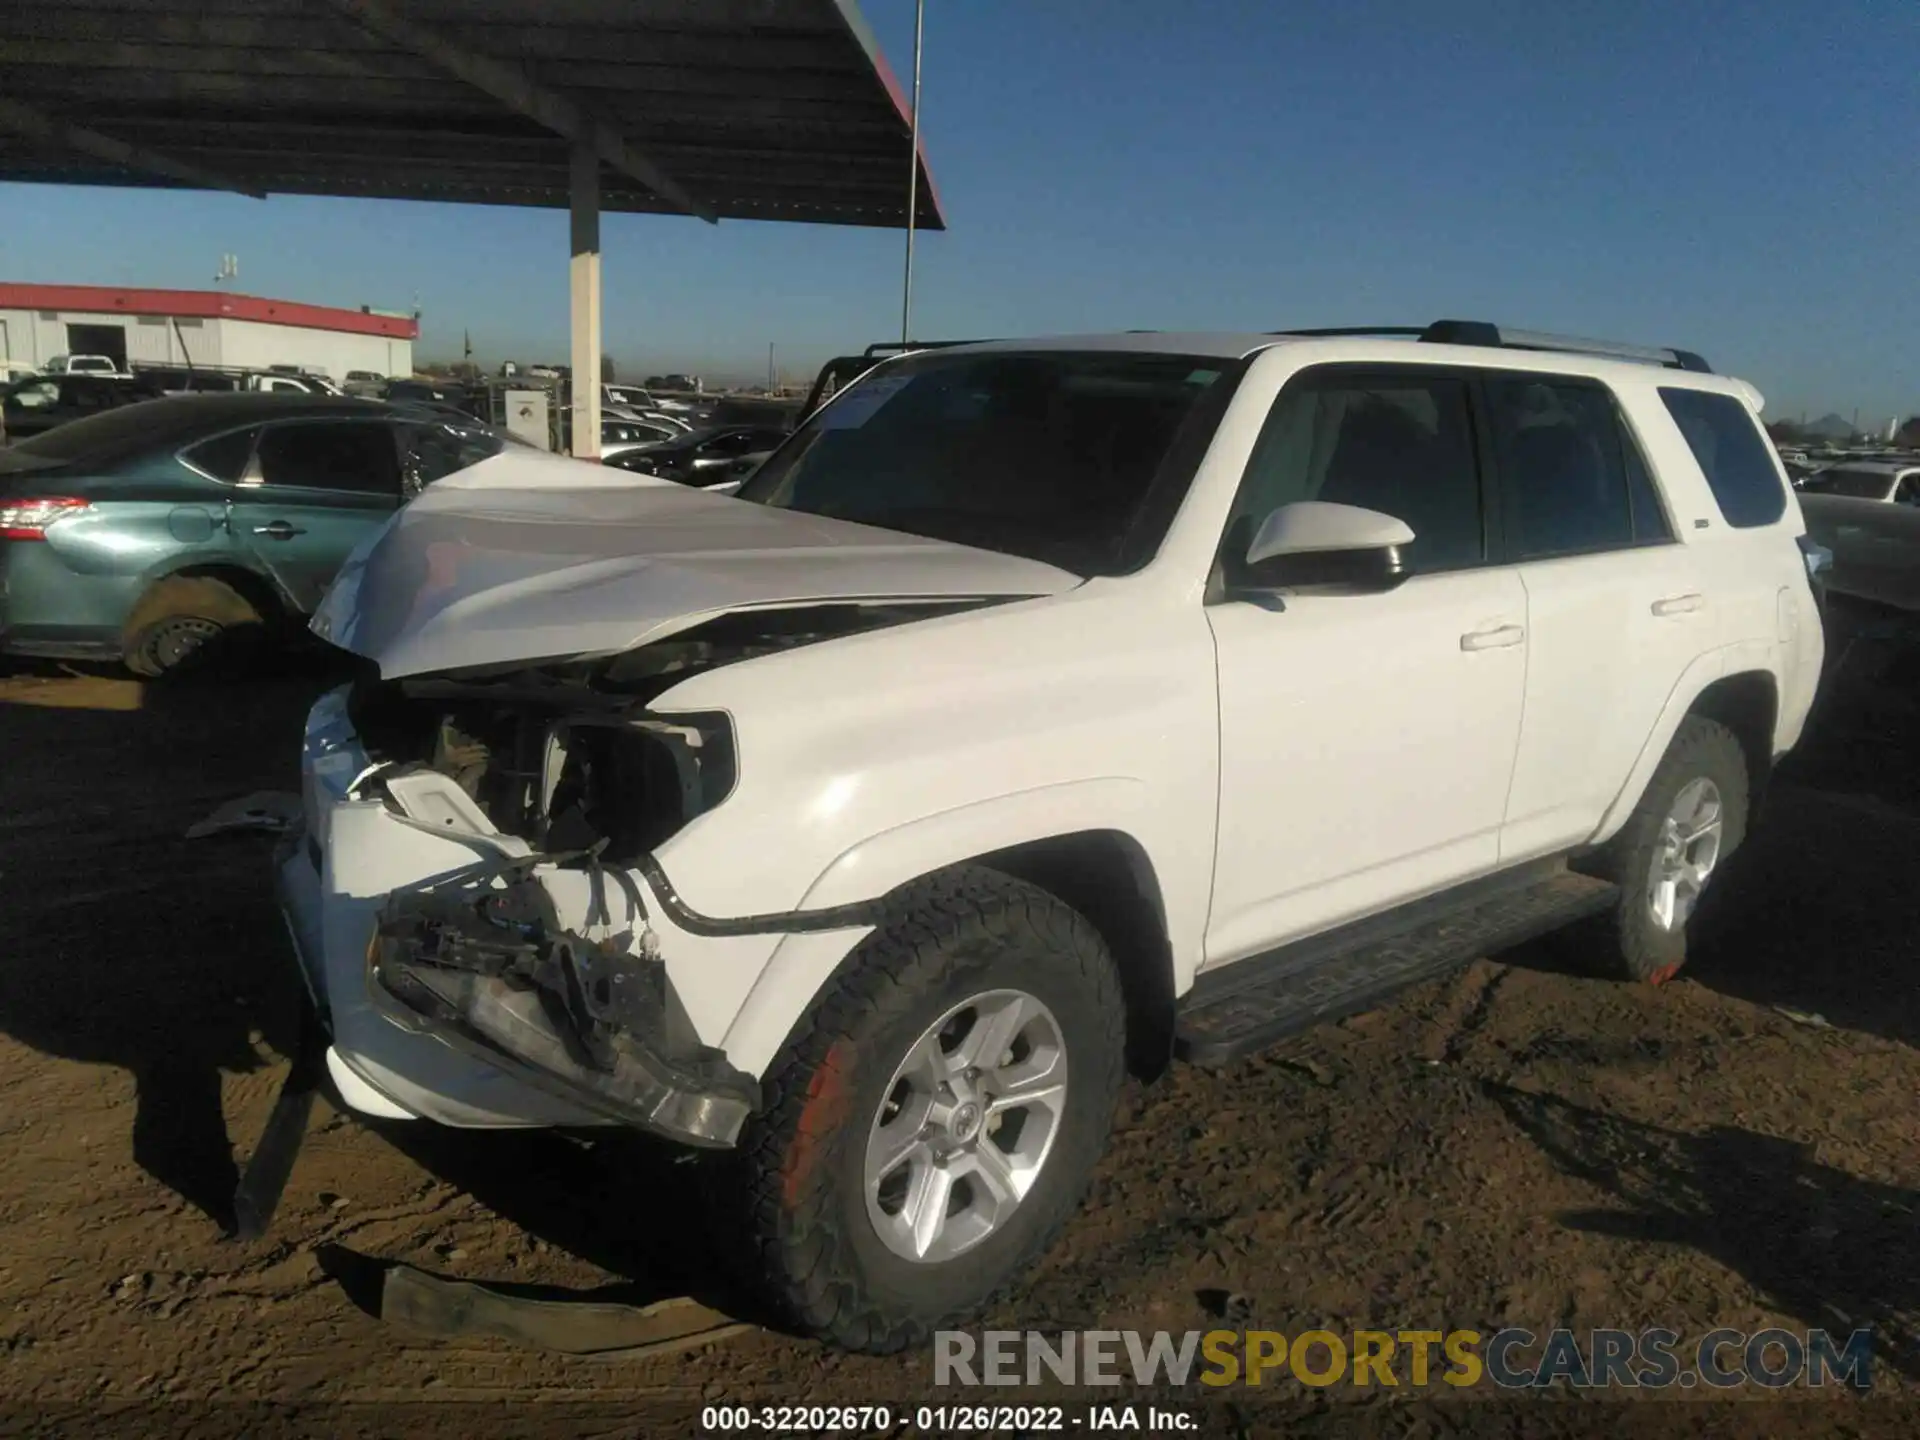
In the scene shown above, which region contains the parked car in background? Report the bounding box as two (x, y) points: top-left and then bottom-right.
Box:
(1798, 460), (1920, 503)
(342, 370), (387, 398)
(0, 394), (513, 674)
(1798, 460), (1920, 611)
(383, 378), (469, 408)
(601, 383), (655, 416)
(600, 385), (696, 434)
(1, 372), (159, 441)
(246, 372), (342, 396)
(138, 367), (242, 396)
(600, 423), (789, 484)
(43, 354), (123, 376)
(601, 417), (676, 447)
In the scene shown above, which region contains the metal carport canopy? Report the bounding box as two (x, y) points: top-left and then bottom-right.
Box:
(0, 0), (942, 449)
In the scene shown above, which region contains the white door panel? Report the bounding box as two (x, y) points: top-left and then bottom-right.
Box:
(1204, 567), (1528, 966)
(1502, 546), (1710, 859)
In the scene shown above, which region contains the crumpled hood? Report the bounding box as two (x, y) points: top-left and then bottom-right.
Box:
(312, 448), (1082, 677)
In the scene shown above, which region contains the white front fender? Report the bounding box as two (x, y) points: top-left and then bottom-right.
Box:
(716, 777), (1201, 1078)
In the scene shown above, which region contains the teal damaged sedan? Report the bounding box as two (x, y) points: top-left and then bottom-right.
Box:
(0, 394), (511, 675)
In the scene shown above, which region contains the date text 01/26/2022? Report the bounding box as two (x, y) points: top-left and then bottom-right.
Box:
(698, 1404), (1197, 1432)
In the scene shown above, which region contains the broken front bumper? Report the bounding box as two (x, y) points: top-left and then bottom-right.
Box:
(366, 874), (758, 1147)
(278, 685), (758, 1148)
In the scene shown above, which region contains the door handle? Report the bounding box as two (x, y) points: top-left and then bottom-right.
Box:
(1651, 593), (1704, 616)
(1460, 624), (1525, 651)
(251, 520), (305, 540)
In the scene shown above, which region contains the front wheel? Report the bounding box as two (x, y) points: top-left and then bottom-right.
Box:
(732, 868), (1126, 1353)
(1574, 715), (1751, 985)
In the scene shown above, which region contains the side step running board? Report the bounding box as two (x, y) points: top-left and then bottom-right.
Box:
(1175, 865), (1618, 1066)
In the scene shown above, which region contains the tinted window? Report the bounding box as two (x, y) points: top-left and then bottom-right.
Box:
(255, 422), (400, 496)
(1227, 372), (1483, 573)
(1485, 377), (1636, 558)
(182, 428), (257, 482)
(695, 429), (764, 457)
(739, 351), (1230, 575)
(1620, 420), (1672, 542)
(1898, 474), (1920, 506)
(1659, 388), (1787, 527)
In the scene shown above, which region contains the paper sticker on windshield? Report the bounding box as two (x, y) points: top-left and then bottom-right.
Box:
(819, 373), (913, 429)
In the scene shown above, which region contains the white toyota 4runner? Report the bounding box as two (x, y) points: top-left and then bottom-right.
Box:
(276, 321), (1826, 1351)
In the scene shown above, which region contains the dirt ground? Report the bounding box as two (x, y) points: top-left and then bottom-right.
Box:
(0, 607), (1915, 1438)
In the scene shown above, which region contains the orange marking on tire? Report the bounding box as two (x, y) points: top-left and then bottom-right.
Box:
(782, 1038), (856, 1208)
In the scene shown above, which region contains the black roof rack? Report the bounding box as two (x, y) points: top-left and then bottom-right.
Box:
(1270, 320), (1712, 374)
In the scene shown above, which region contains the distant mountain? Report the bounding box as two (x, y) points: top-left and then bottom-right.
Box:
(1803, 413), (1857, 441)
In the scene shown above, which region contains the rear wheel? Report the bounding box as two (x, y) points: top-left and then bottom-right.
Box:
(1574, 716), (1750, 984)
(731, 868), (1126, 1353)
(123, 575), (266, 678)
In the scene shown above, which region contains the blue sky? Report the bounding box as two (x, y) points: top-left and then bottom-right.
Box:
(1, 0), (1914, 419)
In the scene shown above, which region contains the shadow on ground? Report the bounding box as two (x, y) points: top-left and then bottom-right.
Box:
(1684, 785), (1920, 1052)
(0, 661), (337, 1229)
(362, 1121), (779, 1326)
(1489, 1080), (1919, 1382)
(1689, 607), (1920, 1050)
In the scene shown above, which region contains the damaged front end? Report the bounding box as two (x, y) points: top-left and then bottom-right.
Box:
(370, 869), (757, 1146)
(339, 604), (961, 1146)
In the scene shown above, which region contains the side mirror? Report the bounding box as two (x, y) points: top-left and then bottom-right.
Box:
(1238, 501), (1415, 594)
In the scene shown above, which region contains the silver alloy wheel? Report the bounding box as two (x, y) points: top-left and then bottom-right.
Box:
(1646, 776), (1724, 932)
(863, 989), (1069, 1265)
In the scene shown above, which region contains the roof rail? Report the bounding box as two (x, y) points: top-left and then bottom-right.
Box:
(1272, 326), (1426, 339)
(861, 339), (990, 357)
(1270, 320), (1712, 373)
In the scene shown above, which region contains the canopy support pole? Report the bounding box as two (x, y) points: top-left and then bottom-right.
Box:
(570, 142), (602, 460)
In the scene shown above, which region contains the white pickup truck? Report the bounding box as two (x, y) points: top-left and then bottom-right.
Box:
(273, 321), (1826, 1351)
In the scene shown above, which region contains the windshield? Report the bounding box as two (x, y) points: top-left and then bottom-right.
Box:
(736, 350), (1234, 574)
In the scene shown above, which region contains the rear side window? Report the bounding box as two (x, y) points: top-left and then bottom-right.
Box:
(1659, 389), (1787, 528)
(1485, 377), (1636, 559)
(182, 428), (256, 483)
(255, 422), (401, 496)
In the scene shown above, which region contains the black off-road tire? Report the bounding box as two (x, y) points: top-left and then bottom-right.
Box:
(1573, 715), (1751, 985)
(123, 575), (265, 678)
(728, 866), (1126, 1353)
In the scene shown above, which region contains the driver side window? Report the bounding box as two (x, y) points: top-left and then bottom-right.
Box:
(1223, 371), (1484, 579)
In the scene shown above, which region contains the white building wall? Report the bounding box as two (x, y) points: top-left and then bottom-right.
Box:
(212, 320), (410, 378)
(0, 307), (410, 377)
(0, 309), (30, 364)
